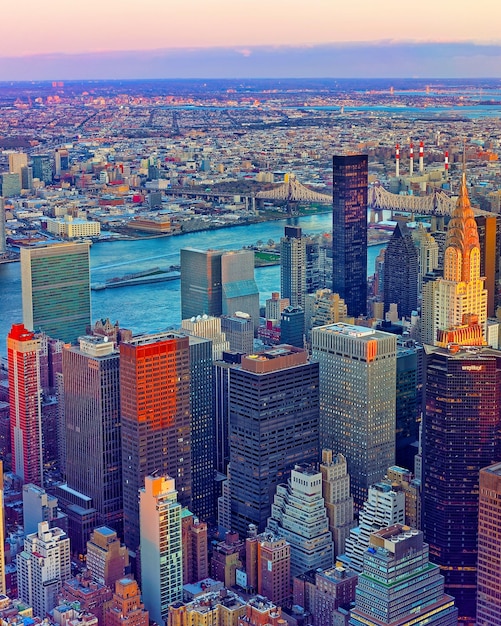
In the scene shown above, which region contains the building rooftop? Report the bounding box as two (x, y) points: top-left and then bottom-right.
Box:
(318, 322), (376, 338)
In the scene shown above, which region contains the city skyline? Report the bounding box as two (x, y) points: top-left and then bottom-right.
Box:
(0, 73), (499, 622)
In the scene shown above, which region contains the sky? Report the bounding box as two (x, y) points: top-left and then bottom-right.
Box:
(2, 0), (501, 79)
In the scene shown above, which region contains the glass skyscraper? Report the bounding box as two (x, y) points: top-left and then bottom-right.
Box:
(383, 220), (418, 318)
(21, 242), (91, 344)
(332, 154), (368, 318)
(423, 344), (501, 621)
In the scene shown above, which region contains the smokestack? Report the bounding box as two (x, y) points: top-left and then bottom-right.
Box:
(395, 144), (400, 178)
(444, 151), (449, 174)
(409, 143), (414, 176)
(419, 141), (424, 173)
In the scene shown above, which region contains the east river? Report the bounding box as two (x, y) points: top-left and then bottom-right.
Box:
(0, 213), (385, 355)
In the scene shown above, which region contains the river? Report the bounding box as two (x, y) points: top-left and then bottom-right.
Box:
(0, 213), (386, 355)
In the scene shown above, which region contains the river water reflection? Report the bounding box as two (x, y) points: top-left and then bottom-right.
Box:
(0, 213), (386, 355)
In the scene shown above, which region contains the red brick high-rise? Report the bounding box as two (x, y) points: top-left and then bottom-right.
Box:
(105, 578), (148, 626)
(8, 324), (43, 485)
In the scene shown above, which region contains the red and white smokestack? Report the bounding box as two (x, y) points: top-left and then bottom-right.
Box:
(409, 143), (414, 176)
(395, 144), (400, 177)
(444, 151), (449, 173)
(419, 141), (424, 173)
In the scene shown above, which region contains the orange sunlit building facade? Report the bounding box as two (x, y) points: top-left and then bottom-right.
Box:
(120, 332), (191, 552)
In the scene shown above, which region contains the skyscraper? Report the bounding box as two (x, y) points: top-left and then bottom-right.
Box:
(332, 155), (368, 317)
(8, 323), (43, 485)
(341, 482), (405, 573)
(265, 292), (289, 323)
(421, 171), (487, 346)
(120, 332), (191, 553)
(221, 250), (259, 327)
(17, 521), (71, 618)
(280, 305), (304, 348)
(220, 313), (254, 354)
(21, 242), (91, 344)
(181, 248), (224, 319)
(181, 511), (208, 584)
(477, 462), (501, 625)
(422, 344), (501, 621)
(63, 336), (122, 533)
(475, 213), (501, 318)
(383, 220), (418, 318)
(213, 351), (244, 476)
(8, 152), (28, 175)
(32, 155), (53, 184)
(187, 335), (215, 522)
(311, 323), (396, 509)
(395, 338), (419, 469)
(245, 529), (291, 607)
(181, 248), (259, 327)
(0, 462), (5, 596)
(320, 450), (355, 557)
(22, 483), (59, 535)
(412, 223), (439, 296)
(304, 289), (349, 339)
(86, 527), (128, 589)
(1, 173), (21, 197)
(349, 525), (458, 625)
(181, 314), (230, 360)
(0, 197), (6, 255)
(266, 464), (334, 578)
(229, 345), (319, 536)
(280, 226), (306, 308)
(140, 475), (182, 626)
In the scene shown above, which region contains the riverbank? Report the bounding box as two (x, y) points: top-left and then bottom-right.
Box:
(100, 207), (332, 242)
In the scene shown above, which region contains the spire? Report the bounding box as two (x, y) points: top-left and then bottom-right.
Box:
(444, 165), (479, 282)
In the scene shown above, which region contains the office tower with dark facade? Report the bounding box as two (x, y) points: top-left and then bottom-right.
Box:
(213, 351), (244, 476)
(475, 213), (501, 317)
(120, 332), (191, 553)
(422, 344), (501, 622)
(395, 338), (419, 469)
(477, 463), (501, 625)
(62, 336), (122, 534)
(21, 242), (91, 344)
(32, 155), (53, 184)
(280, 226), (306, 308)
(187, 335), (215, 522)
(8, 323), (43, 486)
(280, 305), (305, 348)
(383, 221), (418, 318)
(332, 155), (368, 317)
(229, 346), (319, 537)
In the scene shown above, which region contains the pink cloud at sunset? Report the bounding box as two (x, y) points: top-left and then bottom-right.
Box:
(2, 0), (500, 57)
